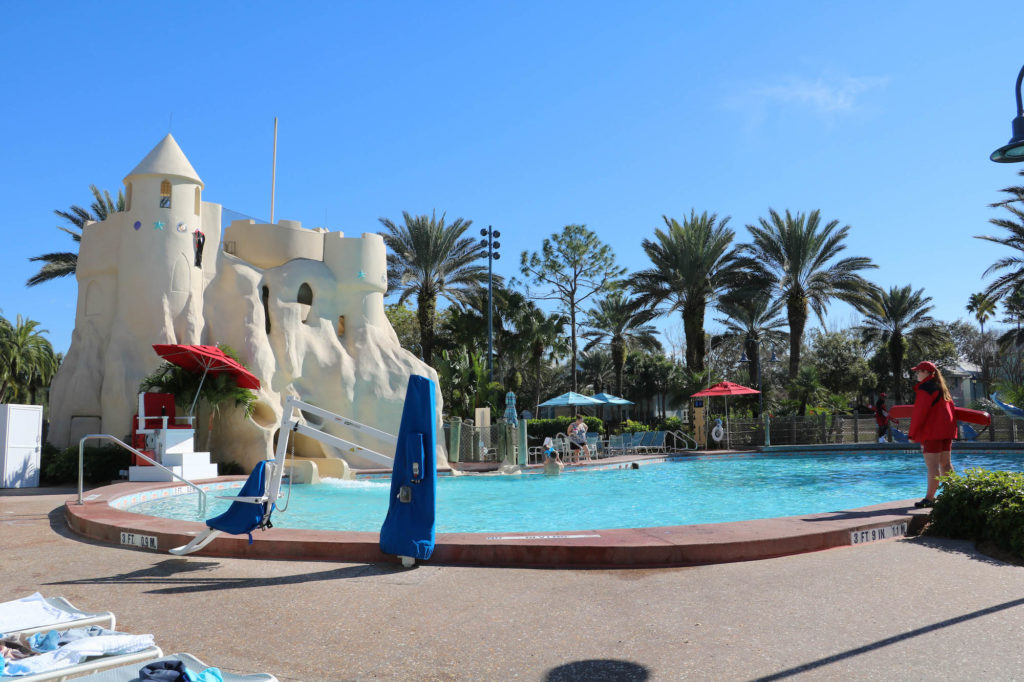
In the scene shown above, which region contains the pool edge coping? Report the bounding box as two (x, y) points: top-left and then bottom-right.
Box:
(65, 476), (932, 569)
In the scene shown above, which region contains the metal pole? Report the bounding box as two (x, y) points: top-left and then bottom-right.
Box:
(271, 117), (278, 223)
(487, 226), (494, 383)
(757, 343), (763, 417)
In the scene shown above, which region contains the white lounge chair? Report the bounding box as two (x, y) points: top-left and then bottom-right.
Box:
(0, 594), (115, 638)
(72, 652), (279, 681)
(0, 642), (162, 682)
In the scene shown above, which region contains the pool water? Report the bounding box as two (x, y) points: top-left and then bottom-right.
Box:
(126, 450), (1024, 533)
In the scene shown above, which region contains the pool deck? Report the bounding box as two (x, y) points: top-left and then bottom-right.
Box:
(65, 451), (933, 568)
(5, 486), (1024, 680)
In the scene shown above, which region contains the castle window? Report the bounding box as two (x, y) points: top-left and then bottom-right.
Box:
(298, 283), (313, 324)
(194, 187), (201, 215)
(261, 285), (271, 335)
(160, 180), (172, 208)
(126, 182), (133, 211)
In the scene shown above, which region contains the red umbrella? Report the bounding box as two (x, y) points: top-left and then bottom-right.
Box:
(691, 381), (759, 449)
(152, 344), (260, 415)
(691, 381), (760, 397)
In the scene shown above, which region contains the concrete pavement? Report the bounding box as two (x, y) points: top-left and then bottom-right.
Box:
(4, 487), (1024, 681)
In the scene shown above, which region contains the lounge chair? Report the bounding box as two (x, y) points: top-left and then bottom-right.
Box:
(0, 594), (115, 638)
(72, 652), (279, 681)
(0, 636), (162, 681)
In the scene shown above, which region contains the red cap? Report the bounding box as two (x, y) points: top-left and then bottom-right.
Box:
(880, 392), (886, 397)
(911, 361), (937, 374)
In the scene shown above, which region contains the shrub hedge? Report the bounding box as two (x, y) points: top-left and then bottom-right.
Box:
(525, 416), (604, 442)
(928, 468), (1024, 561)
(41, 443), (131, 485)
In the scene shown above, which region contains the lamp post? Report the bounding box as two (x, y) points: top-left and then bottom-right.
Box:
(480, 226), (501, 382)
(991, 63), (1024, 162)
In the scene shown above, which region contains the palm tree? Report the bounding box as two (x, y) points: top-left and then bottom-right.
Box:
(0, 315), (57, 404)
(631, 210), (741, 372)
(379, 211), (490, 367)
(714, 292), (788, 401)
(577, 348), (614, 395)
(737, 208), (878, 385)
(27, 185), (124, 286)
(512, 305), (569, 413)
(856, 285), (945, 403)
(966, 292), (998, 336)
(582, 290), (661, 398)
(977, 169), (1024, 300)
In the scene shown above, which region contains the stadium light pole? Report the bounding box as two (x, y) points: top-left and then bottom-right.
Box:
(991, 63), (1024, 162)
(480, 226), (501, 382)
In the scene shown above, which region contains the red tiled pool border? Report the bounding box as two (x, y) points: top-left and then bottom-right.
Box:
(65, 477), (930, 568)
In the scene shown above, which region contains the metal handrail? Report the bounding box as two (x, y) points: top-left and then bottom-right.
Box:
(671, 430), (698, 451)
(77, 434), (207, 515)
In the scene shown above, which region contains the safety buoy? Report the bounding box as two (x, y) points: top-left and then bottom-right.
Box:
(711, 424), (724, 442)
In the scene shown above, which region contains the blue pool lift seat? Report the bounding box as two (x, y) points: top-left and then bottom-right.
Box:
(169, 460), (276, 556)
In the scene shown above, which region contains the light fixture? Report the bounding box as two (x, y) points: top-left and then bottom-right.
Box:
(990, 64), (1024, 163)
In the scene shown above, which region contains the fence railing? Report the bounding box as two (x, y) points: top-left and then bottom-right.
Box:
(713, 414), (1022, 447)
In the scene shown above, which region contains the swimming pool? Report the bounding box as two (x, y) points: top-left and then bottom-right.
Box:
(124, 450), (1024, 533)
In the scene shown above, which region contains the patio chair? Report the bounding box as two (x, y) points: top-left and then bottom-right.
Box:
(643, 431), (667, 454)
(586, 433), (601, 458)
(634, 431), (655, 453)
(0, 594), (115, 638)
(72, 652), (279, 681)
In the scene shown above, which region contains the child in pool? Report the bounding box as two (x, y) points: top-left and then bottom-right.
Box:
(907, 360), (957, 508)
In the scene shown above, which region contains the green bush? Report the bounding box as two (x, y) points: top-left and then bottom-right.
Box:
(655, 416), (685, 432)
(41, 444), (131, 485)
(928, 468), (1024, 560)
(525, 416), (604, 442)
(620, 419), (648, 434)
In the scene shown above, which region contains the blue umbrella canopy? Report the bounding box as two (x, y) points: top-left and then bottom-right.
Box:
(538, 391), (604, 407)
(592, 392), (635, 406)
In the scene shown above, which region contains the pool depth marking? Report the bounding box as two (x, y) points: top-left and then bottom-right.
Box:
(849, 522), (908, 545)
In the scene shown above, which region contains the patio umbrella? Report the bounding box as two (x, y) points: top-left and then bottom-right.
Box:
(592, 392), (635, 420)
(537, 391), (603, 418)
(152, 344), (261, 416)
(691, 381), (759, 449)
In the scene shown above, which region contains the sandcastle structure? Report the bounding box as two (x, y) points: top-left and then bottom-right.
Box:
(48, 134), (445, 471)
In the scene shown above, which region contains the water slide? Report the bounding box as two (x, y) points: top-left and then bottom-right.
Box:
(991, 393), (1024, 419)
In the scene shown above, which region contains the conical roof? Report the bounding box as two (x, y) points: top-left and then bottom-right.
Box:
(124, 133), (203, 187)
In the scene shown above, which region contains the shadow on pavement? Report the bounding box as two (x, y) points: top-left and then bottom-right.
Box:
(753, 596), (1024, 680)
(546, 659), (649, 681)
(44, 558), (399, 594)
(905, 535), (1015, 567)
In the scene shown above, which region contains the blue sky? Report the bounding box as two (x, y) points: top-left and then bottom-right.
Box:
(2, 1), (1022, 355)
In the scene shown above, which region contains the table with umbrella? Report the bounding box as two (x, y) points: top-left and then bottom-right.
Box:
(690, 381), (759, 449)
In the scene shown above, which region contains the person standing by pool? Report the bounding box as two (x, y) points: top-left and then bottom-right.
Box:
(907, 361), (957, 508)
(874, 392), (891, 442)
(567, 414), (592, 464)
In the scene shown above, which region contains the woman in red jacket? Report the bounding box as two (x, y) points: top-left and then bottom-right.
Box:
(908, 361), (957, 508)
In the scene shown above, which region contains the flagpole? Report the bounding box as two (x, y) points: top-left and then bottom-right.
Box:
(270, 117), (278, 223)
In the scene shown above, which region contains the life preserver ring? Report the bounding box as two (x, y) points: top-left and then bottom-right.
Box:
(711, 424), (724, 442)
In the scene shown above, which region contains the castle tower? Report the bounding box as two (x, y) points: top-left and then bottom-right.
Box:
(118, 133), (207, 343)
(98, 135), (213, 439)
